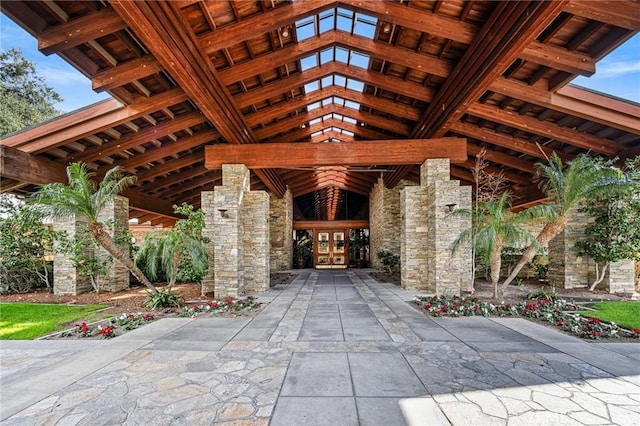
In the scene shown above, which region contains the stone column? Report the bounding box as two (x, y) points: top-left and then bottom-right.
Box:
(53, 214), (93, 295)
(201, 191), (216, 295)
(207, 164), (270, 298)
(549, 206), (635, 294)
(401, 159), (472, 295)
(369, 178), (415, 270)
(97, 196), (130, 292)
(270, 189), (293, 271)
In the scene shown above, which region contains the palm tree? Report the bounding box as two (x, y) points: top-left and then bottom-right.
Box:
(135, 228), (209, 292)
(453, 192), (535, 299)
(30, 162), (158, 294)
(501, 153), (620, 289)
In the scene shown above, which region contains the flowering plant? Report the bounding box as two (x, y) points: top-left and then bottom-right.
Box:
(179, 296), (260, 318)
(74, 322), (92, 337)
(98, 325), (116, 338)
(109, 312), (156, 330)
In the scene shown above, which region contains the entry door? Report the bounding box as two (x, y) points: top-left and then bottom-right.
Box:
(315, 230), (348, 269)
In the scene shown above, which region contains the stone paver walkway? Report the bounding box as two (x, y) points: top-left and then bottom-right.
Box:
(1, 270), (639, 425)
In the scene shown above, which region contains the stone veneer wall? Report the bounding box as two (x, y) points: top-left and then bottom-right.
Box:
(53, 214), (93, 295)
(201, 191), (216, 295)
(548, 205), (635, 294)
(202, 164), (270, 298)
(269, 190), (293, 271)
(97, 196), (130, 292)
(369, 178), (416, 270)
(401, 159), (472, 295)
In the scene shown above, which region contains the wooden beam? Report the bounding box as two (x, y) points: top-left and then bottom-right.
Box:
(0, 145), (176, 219)
(466, 103), (620, 156)
(111, 0), (286, 197)
(141, 165), (212, 193)
(489, 78), (640, 134)
(199, 1), (336, 54)
(205, 138), (466, 169)
(135, 153), (203, 182)
(564, 0), (640, 31)
(7, 88), (188, 154)
(294, 220), (369, 230)
(519, 41), (595, 76)
(466, 143), (538, 174)
(38, 7), (127, 55)
(92, 55), (163, 92)
(71, 112), (207, 163)
(386, 1), (568, 188)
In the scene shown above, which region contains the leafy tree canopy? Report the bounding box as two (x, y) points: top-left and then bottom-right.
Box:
(1, 48), (63, 136)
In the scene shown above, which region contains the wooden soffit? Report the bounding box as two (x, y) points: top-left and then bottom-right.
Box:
(205, 138), (466, 169)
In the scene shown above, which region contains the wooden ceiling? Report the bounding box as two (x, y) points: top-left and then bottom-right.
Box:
(1, 0), (639, 226)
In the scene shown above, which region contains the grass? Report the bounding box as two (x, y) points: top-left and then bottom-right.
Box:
(576, 301), (640, 330)
(0, 303), (108, 340)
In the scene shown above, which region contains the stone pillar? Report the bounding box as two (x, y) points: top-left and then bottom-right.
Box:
(53, 214), (93, 295)
(97, 196), (130, 292)
(369, 178), (415, 270)
(201, 191), (216, 295)
(270, 189), (293, 271)
(548, 206), (591, 290)
(401, 159), (472, 295)
(204, 164), (270, 298)
(549, 206), (635, 294)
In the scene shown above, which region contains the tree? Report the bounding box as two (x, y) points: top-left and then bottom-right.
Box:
(30, 162), (158, 294)
(136, 203), (209, 292)
(576, 158), (640, 291)
(1, 48), (62, 136)
(56, 226), (112, 293)
(0, 194), (57, 292)
(501, 153), (621, 288)
(453, 192), (535, 299)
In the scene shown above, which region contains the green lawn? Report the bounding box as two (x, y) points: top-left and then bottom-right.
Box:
(0, 303), (108, 340)
(576, 301), (640, 330)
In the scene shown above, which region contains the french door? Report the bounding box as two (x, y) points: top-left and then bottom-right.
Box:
(314, 230), (348, 269)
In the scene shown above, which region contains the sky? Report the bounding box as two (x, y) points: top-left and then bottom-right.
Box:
(1, 12), (639, 113)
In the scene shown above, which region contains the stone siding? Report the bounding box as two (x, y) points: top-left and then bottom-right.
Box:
(97, 196), (130, 292)
(269, 190), (293, 271)
(201, 191), (216, 295)
(203, 164), (270, 298)
(53, 215), (93, 295)
(369, 178), (415, 270)
(401, 159), (472, 295)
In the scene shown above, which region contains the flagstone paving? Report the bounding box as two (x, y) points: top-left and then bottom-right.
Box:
(1, 270), (639, 425)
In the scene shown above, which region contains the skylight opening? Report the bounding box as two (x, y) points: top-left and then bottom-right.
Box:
(342, 130), (355, 137)
(334, 96), (345, 106)
(320, 48), (333, 65)
(322, 98), (333, 107)
(304, 81), (319, 93)
(343, 117), (356, 124)
(346, 79), (364, 93)
(295, 16), (316, 41)
(334, 113), (343, 120)
(353, 13), (377, 39)
(322, 114), (333, 121)
(336, 8), (354, 32)
(309, 118), (321, 125)
(350, 51), (371, 70)
(319, 9), (335, 34)
(321, 76), (333, 87)
(335, 47), (349, 63)
(308, 102), (321, 111)
(345, 100), (361, 110)
(311, 131), (323, 138)
(300, 54), (318, 71)
(334, 75), (347, 87)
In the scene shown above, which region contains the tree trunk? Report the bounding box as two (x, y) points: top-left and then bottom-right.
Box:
(168, 251), (180, 292)
(589, 262), (609, 291)
(491, 237), (503, 300)
(88, 221), (157, 295)
(501, 216), (568, 289)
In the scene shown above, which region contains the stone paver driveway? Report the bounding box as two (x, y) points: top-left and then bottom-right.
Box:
(1, 270), (639, 425)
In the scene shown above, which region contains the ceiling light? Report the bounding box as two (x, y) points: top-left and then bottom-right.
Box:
(382, 22), (391, 34)
(281, 26), (290, 37)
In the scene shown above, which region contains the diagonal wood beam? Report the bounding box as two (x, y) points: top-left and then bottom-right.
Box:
(0, 145), (176, 219)
(205, 139), (467, 169)
(111, 0), (286, 197)
(92, 55), (163, 92)
(564, 0), (640, 31)
(3, 88), (188, 154)
(466, 103), (620, 156)
(135, 153), (204, 183)
(386, 1), (568, 188)
(489, 78), (640, 134)
(38, 7), (127, 55)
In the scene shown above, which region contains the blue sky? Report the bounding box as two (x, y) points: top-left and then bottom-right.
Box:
(1, 12), (639, 113)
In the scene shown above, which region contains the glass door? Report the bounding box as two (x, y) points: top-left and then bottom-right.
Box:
(315, 230), (348, 269)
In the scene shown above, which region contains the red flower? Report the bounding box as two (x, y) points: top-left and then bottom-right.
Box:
(630, 328), (640, 334)
(424, 303), (431, 309)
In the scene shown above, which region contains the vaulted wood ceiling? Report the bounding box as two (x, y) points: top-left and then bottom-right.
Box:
(1, 0), (639, 226)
